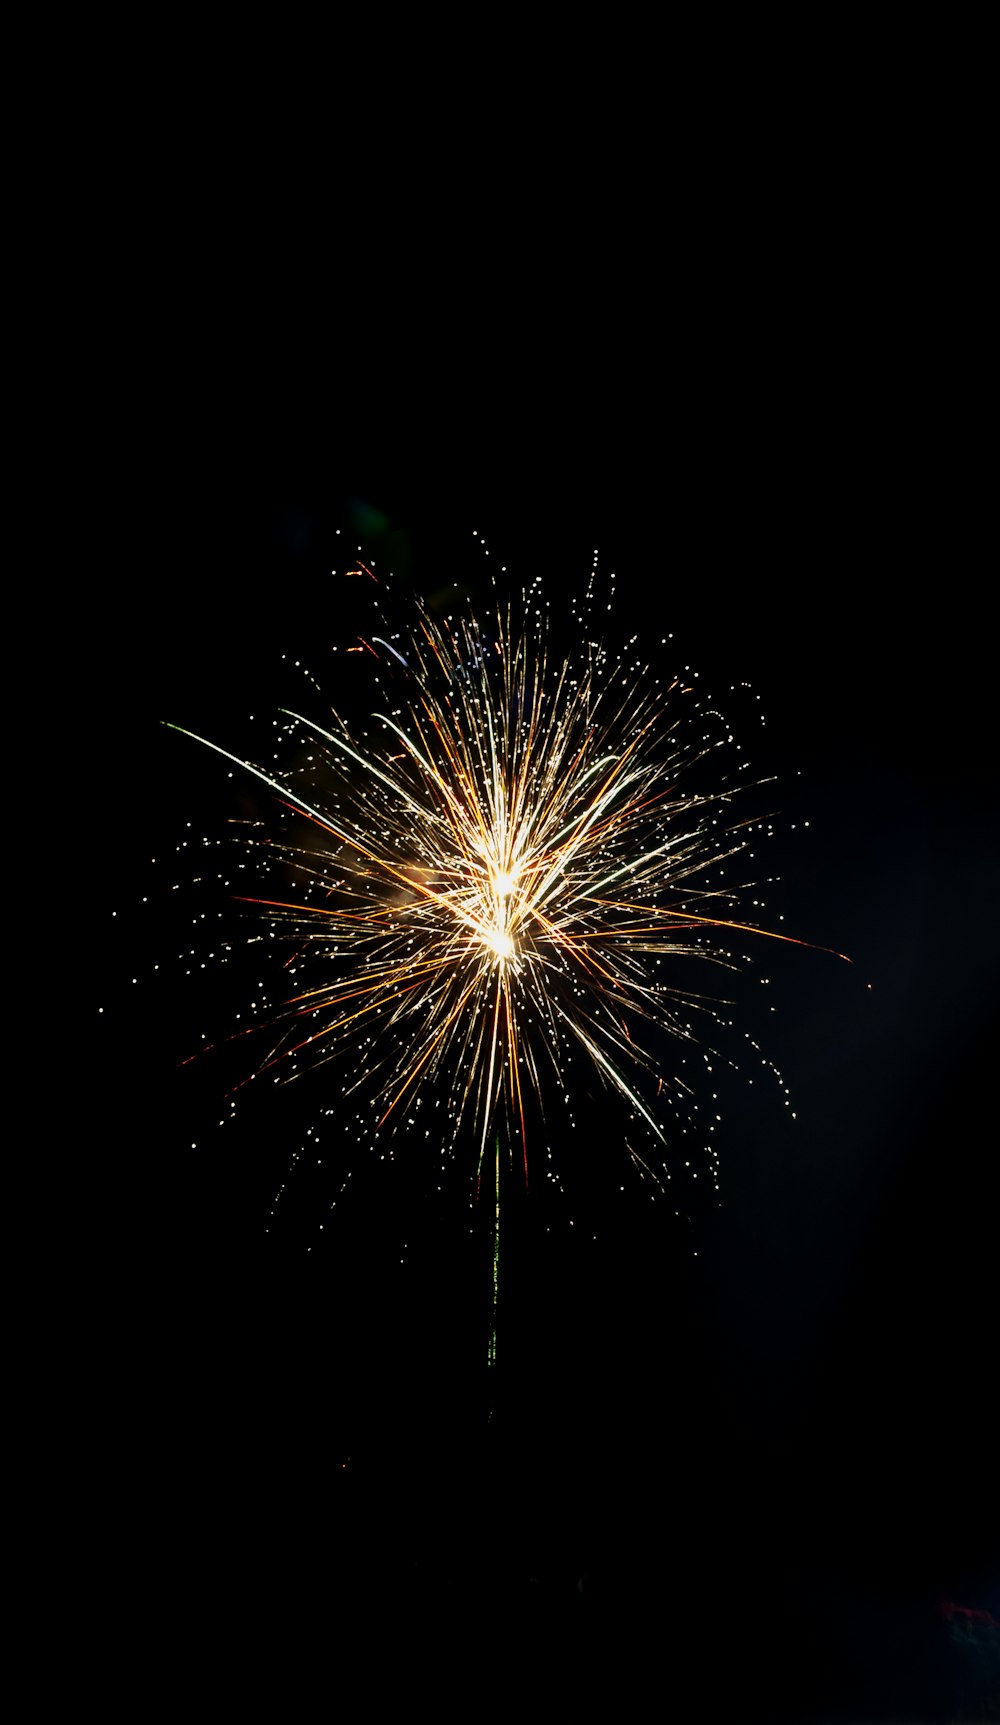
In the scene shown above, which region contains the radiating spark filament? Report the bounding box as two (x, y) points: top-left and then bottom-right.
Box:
(171, 575), (808, 1194)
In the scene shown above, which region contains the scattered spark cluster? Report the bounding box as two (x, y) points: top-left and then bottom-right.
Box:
(162, 543), (805, 1238)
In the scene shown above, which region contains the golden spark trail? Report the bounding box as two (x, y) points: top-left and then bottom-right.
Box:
(169, 569), (837, 1224)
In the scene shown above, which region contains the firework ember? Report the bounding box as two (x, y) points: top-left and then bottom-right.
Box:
(168, 553), (817, 1216)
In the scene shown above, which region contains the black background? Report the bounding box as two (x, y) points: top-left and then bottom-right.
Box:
(90, 74), (996, 1721)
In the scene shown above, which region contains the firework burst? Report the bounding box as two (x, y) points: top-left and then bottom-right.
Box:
(167, 551), (817, 1232)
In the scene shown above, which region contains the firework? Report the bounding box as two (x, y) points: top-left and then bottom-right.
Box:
(167, 552), (820, 1234)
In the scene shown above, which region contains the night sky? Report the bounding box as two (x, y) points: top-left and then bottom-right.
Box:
(95, 194), (996, 1716)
